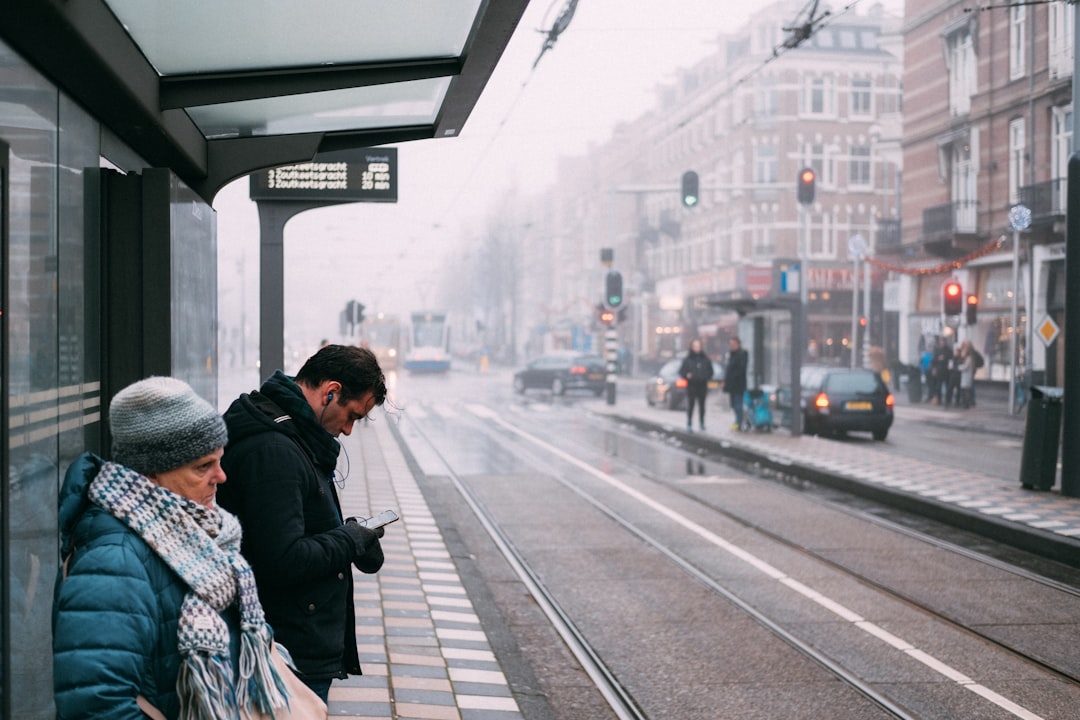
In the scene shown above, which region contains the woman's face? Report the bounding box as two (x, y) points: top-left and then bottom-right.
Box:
(151, 448), (226, 508)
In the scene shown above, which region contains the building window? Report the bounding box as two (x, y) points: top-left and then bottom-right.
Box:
(751, 217), (775, 260)
(1010, 6), (1026, 80)
(849, 145), (872, 188)
(754, 144), (777, 183)
(1052, 105), (1072, 212)
(804, 76), (835, 116)
(809, 210), (836, 258)
(803, 142), (833, 187)
(755, 77), (778, 119)
(1008, 118), (1025, 205)
(850, 78), (873, 117)
(952, 141), (977, 232)
(946, 28), (976, 116)
(1050, 2), (1075, 80)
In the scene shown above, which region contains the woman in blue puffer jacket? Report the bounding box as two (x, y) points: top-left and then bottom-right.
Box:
(52, 377), (299, 719)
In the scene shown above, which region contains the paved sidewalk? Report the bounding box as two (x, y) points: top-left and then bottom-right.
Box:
(330, 419), (523, 720)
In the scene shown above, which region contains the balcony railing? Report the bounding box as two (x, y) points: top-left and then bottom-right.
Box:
(923, 200), (979, 236)
(1018, 178), (1067, 220)
(877, 218), (901, 249)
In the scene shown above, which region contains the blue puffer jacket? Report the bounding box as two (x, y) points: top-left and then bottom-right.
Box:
(52, 452), (239, 720)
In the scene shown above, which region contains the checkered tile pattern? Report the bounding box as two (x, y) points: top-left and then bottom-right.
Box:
(332, 420), (523, 720)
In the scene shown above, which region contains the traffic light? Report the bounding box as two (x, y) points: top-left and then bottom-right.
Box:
(354, 302), (366, 325)
(942, 281), (962, 316)
(797, 167), (816, 205)
(966, 294), (978, 325)
(605, 270), (623, 308)
(680, 170), (699, 208)
(599, 308), (615, 324)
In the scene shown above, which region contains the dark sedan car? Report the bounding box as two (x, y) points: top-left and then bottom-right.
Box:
(800, 366), (894, 440)
(513, 352), (606, 396)
(645, 355), (723, 410)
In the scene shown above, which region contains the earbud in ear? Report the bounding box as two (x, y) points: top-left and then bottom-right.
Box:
(327, 392), (334, 402)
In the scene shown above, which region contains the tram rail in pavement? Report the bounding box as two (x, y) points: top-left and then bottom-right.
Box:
(587, 378), (1080, 568)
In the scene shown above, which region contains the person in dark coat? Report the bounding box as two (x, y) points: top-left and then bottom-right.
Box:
(53, 377), (295, 719)
(678, 339), (715, 432)
(217, 344), (387, 702)
(721, 336), (749, 430)
(929, 336), (952, 405)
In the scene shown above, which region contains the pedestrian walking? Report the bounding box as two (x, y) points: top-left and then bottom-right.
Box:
(218, 344), (388, 702)
(679, 339), (714, 432)
(721, 336), (749, 431)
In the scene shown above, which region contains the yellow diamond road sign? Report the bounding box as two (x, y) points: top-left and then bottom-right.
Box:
(1037, 316), (1060, 346)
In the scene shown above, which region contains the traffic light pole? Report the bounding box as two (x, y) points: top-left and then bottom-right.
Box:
(605, 323), (618, 405)
(1008, 225), (1020, 415)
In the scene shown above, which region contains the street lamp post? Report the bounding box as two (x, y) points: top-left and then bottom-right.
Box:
(848, 234), (867, 369)
(1008, 204), (1031, 415)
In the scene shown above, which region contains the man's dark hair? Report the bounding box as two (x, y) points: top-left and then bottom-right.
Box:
(295, 344), (386, 406)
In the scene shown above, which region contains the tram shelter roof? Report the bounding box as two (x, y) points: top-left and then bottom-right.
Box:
(3, 0), (528, 202)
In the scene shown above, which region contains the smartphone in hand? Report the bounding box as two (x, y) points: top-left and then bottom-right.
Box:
(359, 509), (399, 530)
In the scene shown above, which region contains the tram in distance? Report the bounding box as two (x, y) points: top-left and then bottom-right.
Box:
(403, 311), (451, 373)
(361, 313), (401, 370)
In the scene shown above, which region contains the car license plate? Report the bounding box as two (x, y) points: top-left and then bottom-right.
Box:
(845, 401), (873, 411)
(588, 372), (604, 380)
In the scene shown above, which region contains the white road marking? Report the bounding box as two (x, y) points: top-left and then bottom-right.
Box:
(463, 403), (1046, 720)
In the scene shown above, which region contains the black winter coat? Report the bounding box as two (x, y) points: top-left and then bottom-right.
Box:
(724, 348), (749, 396)
(679, 351), (715, 389)
(218, 372), (373, 681)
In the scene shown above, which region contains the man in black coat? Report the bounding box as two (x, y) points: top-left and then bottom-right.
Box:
(218, 345), (387, 702)
(722, 336), (749, 430)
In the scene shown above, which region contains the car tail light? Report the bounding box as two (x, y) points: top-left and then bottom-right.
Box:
(569, 365), (586, 375)
(814, 392), (830, 409)
(675, 378), (688, 389)
(885, 393), (895, 407)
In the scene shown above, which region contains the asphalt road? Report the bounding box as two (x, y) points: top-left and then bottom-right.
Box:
(383, 367), (1080, 720)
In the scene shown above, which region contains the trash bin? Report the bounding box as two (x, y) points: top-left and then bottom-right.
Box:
(1019, 386), (1064, 490)
(906, 367), (922, 404)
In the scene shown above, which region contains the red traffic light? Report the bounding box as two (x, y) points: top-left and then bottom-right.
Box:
(966, 294), (978, 325)
(943, 281), (963, 315)
(797, 167), (816, 205)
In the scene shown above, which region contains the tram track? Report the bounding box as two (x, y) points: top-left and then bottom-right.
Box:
(605, 417), (1080, 689)
(396, 407), (921, 720)
(391, 397), (1080, 719)
(645, 455), (1080, 689)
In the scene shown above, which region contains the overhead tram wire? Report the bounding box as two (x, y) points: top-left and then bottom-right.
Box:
(430, 0), (579, 228)
(674, 0), (875, 131)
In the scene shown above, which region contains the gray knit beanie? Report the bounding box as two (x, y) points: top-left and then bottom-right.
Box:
(109, 377), (228, 476)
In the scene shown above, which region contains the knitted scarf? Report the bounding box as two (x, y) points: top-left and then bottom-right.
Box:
(89, 462), (291, 720)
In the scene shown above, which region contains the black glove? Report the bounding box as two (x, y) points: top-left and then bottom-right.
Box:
(343, 518), (384, 573)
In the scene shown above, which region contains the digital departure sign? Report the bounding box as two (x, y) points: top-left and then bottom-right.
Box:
(249, 147), (398, 203)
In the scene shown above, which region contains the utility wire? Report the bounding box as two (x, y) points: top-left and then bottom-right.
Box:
(430, 2), (572, 227)
(675, 0), (874, 129)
